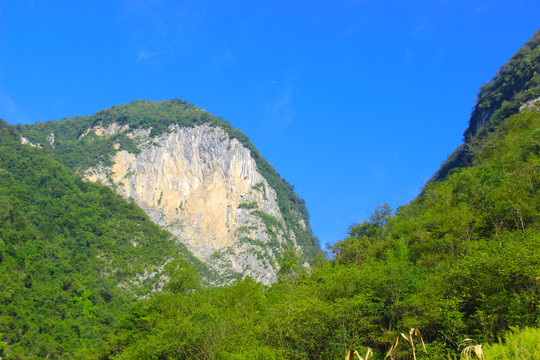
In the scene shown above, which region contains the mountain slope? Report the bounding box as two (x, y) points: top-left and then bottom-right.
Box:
(84, 30), (540, 360)
(15, 100), (320, 284)
(0, 120), (205, 358)
(434, 29), (540, 180)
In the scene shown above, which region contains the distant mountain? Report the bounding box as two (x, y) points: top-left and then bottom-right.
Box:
(433, 29), (540, 181)
(14, 100), (321, 284)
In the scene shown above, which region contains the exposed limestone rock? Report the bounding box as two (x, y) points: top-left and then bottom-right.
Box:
(47, 132), (55, 148)
(519, 96), (540, 112)
(85, 123), (296, 284)
(20, 136), (42, 148)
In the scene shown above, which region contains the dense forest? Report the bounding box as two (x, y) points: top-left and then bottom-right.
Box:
(0, 119), (207, 358)
(0, 31), (539, 359)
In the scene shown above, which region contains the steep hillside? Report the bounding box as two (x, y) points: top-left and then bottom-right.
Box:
(15, 100), (320, 284)
(434, 29), (540, 180)
(0, 120), (205, 358)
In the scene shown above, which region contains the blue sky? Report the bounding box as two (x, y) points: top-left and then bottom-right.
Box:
(1, 1), (539, 247)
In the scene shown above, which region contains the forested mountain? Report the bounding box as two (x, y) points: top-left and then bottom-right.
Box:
(434, 28), (540, 180)
(1, 30), (539, 360)
(14, 100), (320, 285)
(0, 120), (206, 357)
(87, 107), (540, 359)
(0, 98), (320, 357)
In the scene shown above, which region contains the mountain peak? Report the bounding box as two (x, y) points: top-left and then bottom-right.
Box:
(15, 100), (321, 284)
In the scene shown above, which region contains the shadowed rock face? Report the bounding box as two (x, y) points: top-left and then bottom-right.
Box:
(85, 123), (299, 284)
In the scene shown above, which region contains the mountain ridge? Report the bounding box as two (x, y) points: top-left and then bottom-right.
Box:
(433, 29), (540, 181)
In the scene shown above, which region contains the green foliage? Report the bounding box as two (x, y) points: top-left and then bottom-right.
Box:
(80, 105), (539, 359)
(235, 225), (256, 235)
(0, 119), (19, 143)
(0, 139), (204, 358)
(163, 260), (201, 294)
(318, 110), (539, 357)
(483, 327), (540, 359)
(435, 29), (540, 181)
(330, 203), (393, 264)
(238, 236), (265, 247)
(96, 277), (284, 359)
(467, 29), (540, 140)
(252, 210), (283, 247)
(237, 201), (258, 210)
(5, 31), (540, 360)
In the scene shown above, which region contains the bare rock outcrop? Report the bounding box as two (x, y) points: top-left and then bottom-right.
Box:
(85, 123), (298, 284)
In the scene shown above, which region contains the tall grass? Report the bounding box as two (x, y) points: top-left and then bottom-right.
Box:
(346, 327), (540, 360)
(482, 327), (540, 360)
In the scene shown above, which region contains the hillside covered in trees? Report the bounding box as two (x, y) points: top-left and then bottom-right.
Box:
(14, 99), (320, 264)
(0, 31), (539, 360)
(0, 119), (209, 357)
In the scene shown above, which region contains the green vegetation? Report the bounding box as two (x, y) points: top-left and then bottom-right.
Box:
(0, 123), (206, 358)
(88, 107), (539, 359)
(2, 30), (540, 360)
(239, 236), (265, 247)
(237, 201), (258, 210)
(252, 210), (283, 248)
(235, 225), (254, 235)
(88, 35), (540, 357)
(483, 327), (540, 359)
(435, 29), (540, 181)
(252, 182), (267, 199)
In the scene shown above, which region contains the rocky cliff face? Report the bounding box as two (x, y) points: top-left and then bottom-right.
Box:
(84, 123), (300, 284)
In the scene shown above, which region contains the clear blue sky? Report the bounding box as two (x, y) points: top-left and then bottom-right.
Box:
(1, 1), (539, 247)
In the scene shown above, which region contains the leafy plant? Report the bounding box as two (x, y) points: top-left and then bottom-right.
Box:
(483, 327), (540, 360)
(238, 201), (258, 209)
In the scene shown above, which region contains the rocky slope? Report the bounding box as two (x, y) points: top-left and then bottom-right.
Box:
(16, 100), (320, 284)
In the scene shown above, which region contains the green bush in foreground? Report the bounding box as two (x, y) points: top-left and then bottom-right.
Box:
(483, 327), (540, 360)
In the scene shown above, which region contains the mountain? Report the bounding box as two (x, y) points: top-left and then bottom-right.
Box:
(14, 100), (321, 284)
(0, 119), (209, 357)
(0, 108), (319, 357)
(433, 28), (540, 181)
